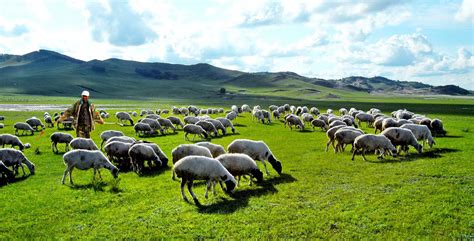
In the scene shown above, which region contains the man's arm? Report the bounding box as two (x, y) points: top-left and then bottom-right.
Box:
(56, 102), (76, 123)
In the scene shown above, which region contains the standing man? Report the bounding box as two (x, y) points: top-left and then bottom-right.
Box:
(57, 90), (104, 138)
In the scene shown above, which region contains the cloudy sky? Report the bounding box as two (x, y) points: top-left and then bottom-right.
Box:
(1, 0), (473, 89)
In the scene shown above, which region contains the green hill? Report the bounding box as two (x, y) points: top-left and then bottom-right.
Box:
(0, 49), (471, 99)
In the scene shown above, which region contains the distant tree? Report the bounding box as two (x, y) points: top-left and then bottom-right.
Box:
(220, 87), (226, 94)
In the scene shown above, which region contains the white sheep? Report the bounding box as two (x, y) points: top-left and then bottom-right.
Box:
(310, 107), (320, 115)
(0, 148), (35, 176)
(105, 136), (136, 145)
(167, 116), (184, 129)
(183, 124), (209, 141)
(216, 118), (236, 134)
(14, 122), (35, 136)
(139, 118), (165, 135)
(272, 110), (281, 120)
(206, 119), (227, 135)
(196, 121), (218, 137)
(61, 149), (118, 184)
(311, 119), (329, 131)
(351, 134), (397, 161)
(382, 127), (423, 155)
(253, 110), (265, 123)
(115, 112), (134, 126)
(216, 153), (264, 186)
(301, 113), (314, 123)
(329, 120), (347, 129)
(128, 143), (163, 174)
(171, 144), (213, 180)
(0, 134), (31, 151)
(70, 137), (99, 150)
(134, 141), (169, 167)
(104, 141), (133, 170)
(339, 108), (348, 115)
(26, 117), (45, 131)
(325, 125), (354, 152)
(355, 113), (375, 127)
(285, 114), (304, 130)
(241, 104), (251, 113)
(50, 132), (74, 153)
(334, 128), (364, 153)
(134, 122), (157, 137)
(44, 115), (54, 128)
(227, 139), (282, 175)
(400, 124), (435, 149)
(196, 142), (226, 158)
(99, 130), (124, 150)
(184, 116), (200, 124)
(158, 118), (176, 133)
(430, 119), (447, 136)
(226, 111), (237, 121)
(262, 110), (271, 124)
(173, 156), (237, 203)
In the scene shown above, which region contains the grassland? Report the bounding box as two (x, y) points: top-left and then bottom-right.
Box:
(0, 97), (473, 239)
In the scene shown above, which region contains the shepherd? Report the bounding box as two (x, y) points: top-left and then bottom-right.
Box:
(57, 90), (104, 138)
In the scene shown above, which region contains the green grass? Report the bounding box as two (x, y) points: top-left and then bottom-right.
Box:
(0, 99), (473, 239)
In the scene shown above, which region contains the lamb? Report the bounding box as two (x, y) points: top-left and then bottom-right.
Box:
(166, 116), (184, 129)
(115, 112), (134, 126)
(50, 132), (73, 153)
(99, 130), (124, 150)
(351, 134), (397, 161)
(216, 117), (236, 134)
(184, 116), (200, 124)
(334, 129), (364, 153)
(216, 153), (264, 186)
(26, 117), (45, 131)
(0, 134), (31, 151)
(0, 161), (14, 181)
(183, 124), (209, 141)
(196, 121), (218, 137)
(400, 124), (435, 149)
(139, 118), (164, 135)
(70, 137), (99, 150)
(61, 150), (118, 185)
(173, 156), (237, 204)
(430, 119), (447, 136)
(104, 141), (133, 170)
(105, 136), (136, 145)
(14, 122), (35, 136)
(156, 118), (175, 133)
(196, 142), (226, 158)
(134, 122), (157, 137)
(128, 143), (163, 174)
(285, 114), (304, 130)
(171, 143), (213, 180)
(206, 119), (227, 135)
(356, 113), (375, 127)
(227, 139), (282, 175)
(0, 148), (35, 176)
(311, 119), (329, 131)
(382, 127), (423, 155)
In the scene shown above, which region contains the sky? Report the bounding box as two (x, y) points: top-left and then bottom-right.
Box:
(0, 0), (473, 89)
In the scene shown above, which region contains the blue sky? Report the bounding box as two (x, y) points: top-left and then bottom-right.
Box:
(0, 0), (473, 89)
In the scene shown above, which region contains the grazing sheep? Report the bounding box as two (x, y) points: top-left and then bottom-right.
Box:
(327, 109), (334, 114)
(105, 136), (136, 145)
(200, 109), (208, 115)
(301, 113), (314, 124)
(396, 111), (413, 120)
(167, 116), (184, 129)
(184, 116), (200, 124)
(128, 143), (163, 174)
(328, 117), (342, 124)
(285, 114), (304, 131)
(311, 119), (329, 131)
(227, 139), (282, 175)
(400, 124), (435, 149)
(226, 111), (237, 121)
(188, 106), (200, 116)
(269, 105), (278, 111)
(373, 116), (388, 133)
(206, 119), (227, 136)
(382, 127), (423, 155)
(173, 156), (237, 203)
(253, 110), (265, 123)
(50, 132), (74, 153)
(139, 118), (164, 135)
(70, 137), (99, 150)
(146, 114), (160, 120)
(339, 108), (348, 115)
(99, 130), (124, 150)
(62, 150), (118, 184)
(14, 122), (35, 136)
(26, 117), (45, 131)
(241, 104), (251, 113)
(171, 144), (213, 180)
(44, 115), (54, 128)
(343, 117), (358, 128)
(382, 118), (398, 131)
(262, 110), (271, 124)
(334, 129), (364, 153)
(310, 107), (320, 115)
(217, 153), (264, 186)
(273, 110), (281, 120)
(325, 125), (354, 152)
(158, 118), (176, 133)
(231, 105), (239, 114)
(329, 120), (347, 129)
(216, 118), (235, 134)
(318, 115), (329, 124)
(196, 142), (226, 158)
(104, 141), (133, 170)
(0, 148), (35, 176)
(430, 119), (447, 136)
(355, 113), (375, 127)
(134, 123), (157, 137)
(115, 112), (134, 126)
(183, 124), (209, 141)
(196, 121), (218, 137)
(0, 134), (31, 151)
(133, 141), (169, 167)
(0, 161), (14, 181)
(351, 134), (397, 161)
(277, 106), (285, 114)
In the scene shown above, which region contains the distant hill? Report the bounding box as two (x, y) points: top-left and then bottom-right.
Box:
(0, 49), (471, 99)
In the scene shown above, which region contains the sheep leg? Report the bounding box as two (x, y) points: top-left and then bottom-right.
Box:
(237, 176), (241, 187)
(97, 168), (103, 180)
(51, 142), (55, 153)
(19, 164), (26, 176)
(69, 168), (74, 185)
(212, 181), (217, 195)
(205, 180), (211, 199)
(261, 159), (270, 175)
(361, 150), (367, 161)
(180, 179), (188, 202)
(61, 167), (69, 184)
(351, 149), (358, 161)
(186, 180), (198, 203)
(325, 139), (331, 152)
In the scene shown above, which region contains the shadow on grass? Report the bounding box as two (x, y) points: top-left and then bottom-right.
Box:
(139, 166), (170, 177)
(442, 135), (463, 138)
(367, 148), (461, 164)
(233, 124), (247, 127)
(68, 181), (108, 192)
(0, 174), (32, 188)
(196, 173), (297, 214)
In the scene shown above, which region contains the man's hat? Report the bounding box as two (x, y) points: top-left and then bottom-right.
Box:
(81, 90), (90, 97)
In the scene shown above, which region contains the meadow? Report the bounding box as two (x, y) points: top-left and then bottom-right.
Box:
(0, 96), (473, 239)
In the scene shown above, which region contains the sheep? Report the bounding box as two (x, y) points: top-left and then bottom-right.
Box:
(183, 124), (209, 141)
(196, 121), (218, 137)
(310, 107), (320, 115)
(196, 142), (226, 158)
(50, 132), (73, 153)
(26, 117), (45, 131)
(400, 124), (435, 149)
(339, 108), (348, 115)
(61, 150), (118, 185)
(277, 106), (286, 114)
(0, 116), (4, 121)
(290, 106), (296, 114)
(334, 129), (364, 153)
(272, 110), (281, 120)
(99, 130), (124, 150)
(184, 116), (200, 124)
(104, 141), (133, 170)
(329, 120), (347, 129)
(283, 104), (290, 112)
(355, 113), (375, 127)
(128, 143), (163, 174)
(241, 104), (251, 113)
(216, 117), (236, 134)
(0, 134), (31, 151)
(227, 139), (282, 175)
(311, 119), (329, 131)
(134, 141), (169, 167)
(261, 110), (271, 123)
(115, 112), (134, 126)
(105, 136), (136, 145)
(167, 116), (184, 129)
(226, 111), (237, 121)
(285, 114), (304, 130)
(0, 123), (3, 129)
(351, 134), (397, 161)
(396, 111), (413, 120)
(171, 143), (213, 180)
(158, 118), (176, 133)
(430, 119), (447, 136)
(44, 115), (54, 128)
(200, 109), (208, 115)
(206, 119), (227, 135)
(325, 125), (354, 152)
(70, 137), (99, 150)
(13, 122), (35, 136)
(373, 116), (388, 133)
(139, 118), (164, 135)
(216, 153), (264, 186)
(318, 115), (329, 124)
(173, 156), (237, 203)
(0, 161), (14, 181)
(231, 105), (239, 113)
(382, 127), (423, 155)
(382, 118), (398, 131)
(134, 123), (157, 137)
(301, 113), (314, 124)
(188, 106), (200, 116)
(268, 105), (278, 111)
(180, 108), (189, 116)
(0, 148), (35, 176)
(327, 108), (334, 114)
(343, 117), (358, 128)
(253, 110), (265, 123)
(328, 117), (342, 124)
(146, 114), (160, 120)
(162, 109), (170, 114)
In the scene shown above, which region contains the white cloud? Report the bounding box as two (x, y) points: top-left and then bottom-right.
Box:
(455, 0), (474, 21)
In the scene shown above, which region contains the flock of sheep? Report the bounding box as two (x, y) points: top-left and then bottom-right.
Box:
(0, 103), (447, 204)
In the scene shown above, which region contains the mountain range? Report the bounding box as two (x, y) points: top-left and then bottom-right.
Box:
(0, 49), (471, 100)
